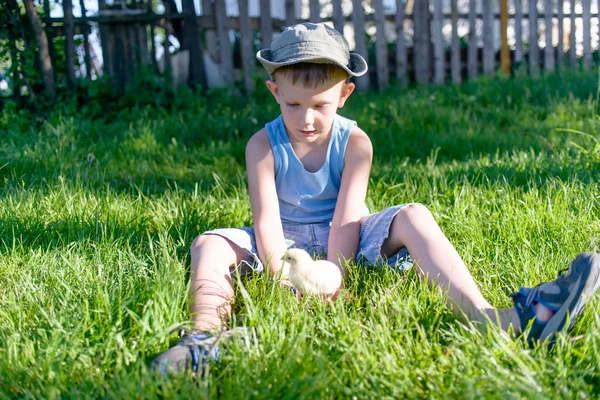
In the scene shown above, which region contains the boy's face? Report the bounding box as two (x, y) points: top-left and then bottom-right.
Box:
(266, 74), (355, 146)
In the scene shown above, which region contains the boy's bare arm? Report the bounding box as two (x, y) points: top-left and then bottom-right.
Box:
(246, 129), (288, 275)
(328, 126), (373, 271)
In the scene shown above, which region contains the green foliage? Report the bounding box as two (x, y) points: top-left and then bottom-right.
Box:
(1, 70), (600, 398)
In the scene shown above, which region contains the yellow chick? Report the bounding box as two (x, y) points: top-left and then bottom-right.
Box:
(282, 248), (342, 297)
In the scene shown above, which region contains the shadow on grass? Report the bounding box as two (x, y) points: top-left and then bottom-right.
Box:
(0, 69), (598, 198)
(0, 213), (196, 263)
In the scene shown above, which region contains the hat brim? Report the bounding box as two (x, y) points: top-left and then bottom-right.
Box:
(256, 49), (368, 78)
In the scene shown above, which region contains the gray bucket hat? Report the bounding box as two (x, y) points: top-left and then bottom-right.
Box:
(256, 22), (368, 78)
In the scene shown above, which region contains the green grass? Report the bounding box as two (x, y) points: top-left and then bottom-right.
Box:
(1, 70), (600, 398)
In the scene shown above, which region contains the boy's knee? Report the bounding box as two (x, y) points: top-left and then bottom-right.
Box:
(190, 234), (223, 255)
(396, 203), (434, 225)
(190, 234), (244, 269)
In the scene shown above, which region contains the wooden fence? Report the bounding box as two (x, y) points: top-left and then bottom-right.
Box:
(27, 0), (600, 94)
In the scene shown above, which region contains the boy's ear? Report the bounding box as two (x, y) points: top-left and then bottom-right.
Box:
(266, 80), (280, 103)
(337, 82), (355, 108)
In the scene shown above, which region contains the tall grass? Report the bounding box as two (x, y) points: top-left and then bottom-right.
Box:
(0, 70), (599, 398)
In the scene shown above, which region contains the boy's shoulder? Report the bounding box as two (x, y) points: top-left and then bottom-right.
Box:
(247, 127), (269, 147)
(346, 124), (373, 161)
(246, 128), (273, 161)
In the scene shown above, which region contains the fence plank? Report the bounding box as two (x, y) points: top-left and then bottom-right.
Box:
(569, 0), (576, 66)
(351, 0), (369, 90)
(557, 0), (564, 66)
(544, 0), (555, 73)
(183, 0), (206, 87)
(374, 0), (388, 89)
(395, 0), (407, 87)
(162, 0), (171, 84)
(414, 0), (431, 84)
(126, 24), (135, 80)
(433, 0), (444, 84)
(582, 0), (591, 68)
(238, 0), (254, 93)
(136, 5), (150, 66)
(215, 0), (233, 84)
(514, 0), (523, 64)
(332, 0), (344, 34)
(285, 0), (296, 27)
(201, 0), (218, 62)
(451, 0), (461, 83)
(117, 24), (128, 86)
(529, 0), (539, 76)
(468, 0), (478, 79)
(501, 0), (510, 74)
(163, 28), (171, 84)
(309, 0), (320, 23)
(482, 0), (494, 76)
(260, 0), (273, 47)
(148, 1), (158, 73)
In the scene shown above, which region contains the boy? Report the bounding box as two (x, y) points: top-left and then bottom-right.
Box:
(151, 23), (600, 375)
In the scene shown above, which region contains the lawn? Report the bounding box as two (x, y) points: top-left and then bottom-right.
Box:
(1, 70), (600, 399)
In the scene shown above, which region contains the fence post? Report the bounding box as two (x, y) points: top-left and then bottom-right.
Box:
(433, 0), (444, 84)
(468, 0), (478, 79)
(482, 0), (494, 76)
(260, 0), (273, 47)
(239, 0), (254, 93)
(395, 0), (407, 87)
(414, 0), (431, 84)
(582, 0), (591, 69)
(374, 0), (389, 89)
(544, 0), (555, 73)
(529, 0), (539, 76)
(451, 0), (461, 83)
(351, 0), (369, 90)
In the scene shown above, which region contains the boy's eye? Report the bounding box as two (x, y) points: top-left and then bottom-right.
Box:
(286, 103), (299, 108)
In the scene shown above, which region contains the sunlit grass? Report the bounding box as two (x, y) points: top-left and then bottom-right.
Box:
(0, 70), (599, 398)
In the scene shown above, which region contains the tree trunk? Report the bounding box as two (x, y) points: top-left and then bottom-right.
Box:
(23, 0), (55, 99)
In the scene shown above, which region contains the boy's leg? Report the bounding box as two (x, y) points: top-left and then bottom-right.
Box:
(150, 233), (254, 375)
(189, 233), (254, 332)
(380, 203), (554, 332)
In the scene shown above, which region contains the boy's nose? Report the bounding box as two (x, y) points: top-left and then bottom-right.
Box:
(301, 108), (315, 125)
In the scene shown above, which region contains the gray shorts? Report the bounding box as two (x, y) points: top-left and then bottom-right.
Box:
(203, 204), (413, 273)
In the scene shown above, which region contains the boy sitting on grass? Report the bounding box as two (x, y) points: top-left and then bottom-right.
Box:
(151, 22), (600, 375)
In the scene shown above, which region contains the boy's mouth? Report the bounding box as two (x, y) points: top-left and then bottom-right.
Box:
(298, 129), (316, 135)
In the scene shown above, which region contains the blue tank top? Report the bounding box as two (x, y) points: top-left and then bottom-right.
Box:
(265, 114), (364, 225)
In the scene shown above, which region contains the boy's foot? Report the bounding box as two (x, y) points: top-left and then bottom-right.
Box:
(511, 252), (600, 344)
(149, 327), (252, 376)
